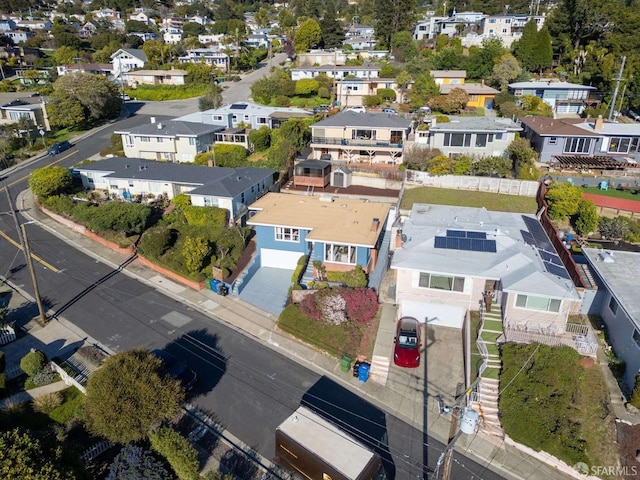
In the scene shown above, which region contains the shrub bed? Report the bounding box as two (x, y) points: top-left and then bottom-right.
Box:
(125, 84), (210, 101)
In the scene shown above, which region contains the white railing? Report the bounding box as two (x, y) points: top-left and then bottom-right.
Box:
(473, 303), (490, 403)
(50, 361), (87, 394)
(81, 440), (113, 463)
(503, 321), (598, 357)
(0, 325), (16, 345)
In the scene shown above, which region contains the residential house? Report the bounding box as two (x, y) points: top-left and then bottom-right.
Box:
(309, 111), (412, 165)
(581, 248), (640, 390)
(129, 32), (157, 41)
(439, 82), (498, 109)
(433, 11), (485, 38)
(213, 128), (250, 150)
(0, 19), (16, 31)
(161, 17), (185, 30)
(198, 33), (225, 46)
(336, 78), (402, 107)
(56, 63), (113, 77)
(74, 157), (276, 224)
(417, 116), (521, 157)
(15, 19), (52, 30)
(163, 29), (182, 44)
(431, 70), (466, 85)
(124, 68), (187, 86)
(0, 95), (50, 131)
(508, 81), (597, 115)
(244, 33), (269, 49)
(78, 20), (100, 38)
(186, 15), (210, 25)
(390, 204), (580, 331)
(296, 50), (387, 67)
(472, 13), (545, 47)
(116, 119), (222, 162)
(175, 102), (312, 130)
(342, 36), (377, 50)
(247, 193), (391, 276)
(91, 8), (120, 20)
(344, 24), (375, 38)
(111, 48), (147, 77)
(290, 65), (380, 81)
(128, 9), (155, 25)
(520, 115), (640, 162)
(178, 48), (230, 71)
(4, 30), (33, 43)
(413, 16), (448, 40)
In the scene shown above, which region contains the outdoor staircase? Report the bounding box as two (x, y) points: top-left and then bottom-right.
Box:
(368, 355), (389, 386)
(301, 245), (315, 286)
(474, 300), (505, 437)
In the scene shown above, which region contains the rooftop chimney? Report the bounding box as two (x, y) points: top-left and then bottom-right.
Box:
(371, 217), (380, 232)
(594, 115), (603, 131)
(157, 122), (163, 129)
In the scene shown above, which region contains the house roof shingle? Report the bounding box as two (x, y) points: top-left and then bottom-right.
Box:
(430, 117), (521, 132)
(247, 193), (391, 247)
(519, 116), (600, 137)
(508, 81), (595, 91)
(439, 83), (498, 95)
(76, 157), (276, 198)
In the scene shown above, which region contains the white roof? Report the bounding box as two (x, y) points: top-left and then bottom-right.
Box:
(508, 81), (595, 90)
(173, 102), (310, 124)
(277, 406), (376, 479)
(574, 121), (640, 136)
(392, 204), (579, 299)
(582, 248), (640, 326)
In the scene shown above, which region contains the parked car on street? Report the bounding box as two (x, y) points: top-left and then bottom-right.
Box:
(150, 349), (197, 391)
(345, 105), (366, 113)
(382, 108), (397, 115)
(48, 141), (72, 155)
(393, 316), (422, 368)
(312, 104), (330, 114)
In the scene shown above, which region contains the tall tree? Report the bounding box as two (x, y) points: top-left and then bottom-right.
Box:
(466, 38), (506, 81)
(319, 0), (344, 49)
(84, 349), (184, 444)
(491, 52), (522, 89)
(512, 19), (538, 72)
(410, 72), (439, 109)
(294, 18), (322, 53)
(390, 30), (418, 63)
(532, 26), (553, 74)
(373, 0), (417, 48)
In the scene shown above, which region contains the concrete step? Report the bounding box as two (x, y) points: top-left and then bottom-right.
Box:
(482, 328), (503, 334)
(368, 355), (389, 386)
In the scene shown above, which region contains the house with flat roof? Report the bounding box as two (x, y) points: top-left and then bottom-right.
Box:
(391, 204), (581, 332)
(174, 102), (312, 130)
(520, 115), (640, 162)
(74, 157), (276, 224)
(290, 65), (381, 81)
(115, 120), (222, 162)
(310, 111), (412, 166)
(439, 82), (498, 109)
(417, 116), (521, 157)
(247, 193), (391, 277)
(508, 81), (597, 115)
(581, 248), (640, 390)
(178, 47), (230, 71)
(57, 63), (113, 77)
(124, 68), (187, 86)
(336, 78), (401, 107)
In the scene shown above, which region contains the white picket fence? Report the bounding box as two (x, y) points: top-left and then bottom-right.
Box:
(81, 440), (113, 463)
(0, 325), (16, 345)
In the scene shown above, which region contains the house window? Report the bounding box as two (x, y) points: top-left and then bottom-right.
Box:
(608, 296), (619, 315)
(476, 134), (488, 147)
(515, 294), (561, 313)
(204, 197), (219, 207)
(353, 129), (375, 140)
(564, 137), (592, 153)
(125, 135), (134, 147)
(502, 28), (507, 33)
(128, 181), (134, 187)
(633, 330), (640, 348)
(275, 227), (300, 242)
(157, 137), (163, 142)
(258, 117), (268, 124)
(418, 273), (465, 292)
(444, 133), (471, 147)
(549, 137), (557, 145)
(188, 138), (196, 146)
(608, 137), (631, 153)
(489, 18), (496, 23)
(325, 243), (356, 264)
(140, 136), (150, 142)
(213, 115), (223, 121)
(495, 133), (504, 140)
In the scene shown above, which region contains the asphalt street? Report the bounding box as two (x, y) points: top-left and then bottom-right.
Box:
(0, 70), (505, 479)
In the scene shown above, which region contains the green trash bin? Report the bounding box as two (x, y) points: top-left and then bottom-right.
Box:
(340, 355), (351, 373)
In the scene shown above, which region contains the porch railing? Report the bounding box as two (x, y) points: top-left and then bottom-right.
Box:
(311, 136), (403, 148)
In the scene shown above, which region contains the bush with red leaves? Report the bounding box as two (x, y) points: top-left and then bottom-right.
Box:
(340, 288), (379, 325)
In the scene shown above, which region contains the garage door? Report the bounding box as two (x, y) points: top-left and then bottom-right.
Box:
(260, 249), (305, 269)
(399, 300), (466, 329)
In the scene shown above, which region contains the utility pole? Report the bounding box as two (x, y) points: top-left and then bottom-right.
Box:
(609, 56), (626, 121)
(20, 222), (47, 324)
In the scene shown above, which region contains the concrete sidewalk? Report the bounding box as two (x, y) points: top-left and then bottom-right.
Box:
(13, 188), (575, 480)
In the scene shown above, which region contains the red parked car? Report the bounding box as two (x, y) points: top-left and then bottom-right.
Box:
(393, 317), (422, 368)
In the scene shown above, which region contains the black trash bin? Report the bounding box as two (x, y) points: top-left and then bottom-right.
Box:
(353, 360), (361, 378)
(218, 284), (229, 296)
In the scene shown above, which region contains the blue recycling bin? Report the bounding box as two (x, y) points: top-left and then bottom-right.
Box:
(567, 234), (574, 242)
(358, 362), (370, 383)
(209, 279), (221, 292)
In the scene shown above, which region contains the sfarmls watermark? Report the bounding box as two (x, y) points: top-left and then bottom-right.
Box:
(573, 462), (638, 477)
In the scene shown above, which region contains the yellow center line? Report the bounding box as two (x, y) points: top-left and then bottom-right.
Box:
(0, 229), (60, 273)
(6, 149), (79, 189)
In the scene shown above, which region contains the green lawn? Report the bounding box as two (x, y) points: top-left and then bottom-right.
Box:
(483, 319), (504, 332)
(481, 331), (502, 343)
(481, 367), (500, 380)
(485, 343), (500, 355)
(49, 386), (84, 424)
(401, 187), (538, 212)
(581, 186), (640, 201)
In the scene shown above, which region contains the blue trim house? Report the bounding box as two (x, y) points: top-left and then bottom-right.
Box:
(247, 193), (391, 278)
(508, 81), (596, 115)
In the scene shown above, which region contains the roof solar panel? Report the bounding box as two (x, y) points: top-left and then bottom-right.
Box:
(229, 104), (248, 110)
(483, 239), (497, 252)
(467, 231), (487, 239)
(434, 236), (496, 252)
(521, 230), (535, 246)
(446, 230), (466, 238)
(540, 250), (563, 265)
(544, 261), (571, 279)
(522, 215), (553, 251)
(434, 236), (447, 248)
(459, 238), (472, 250)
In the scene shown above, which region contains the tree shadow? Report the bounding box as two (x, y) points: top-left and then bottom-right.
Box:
(161, 329), (227, 398)
(301, 376), (396, 480)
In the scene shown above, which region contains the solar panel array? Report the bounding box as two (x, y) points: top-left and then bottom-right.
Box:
(229, 104), (248, 110)
(520, 216), (571, 279)
(446, 230), (487, 239)
(434, 235), (497, 253)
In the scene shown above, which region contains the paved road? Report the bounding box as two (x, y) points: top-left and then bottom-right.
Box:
(133, 53), (288, 118)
